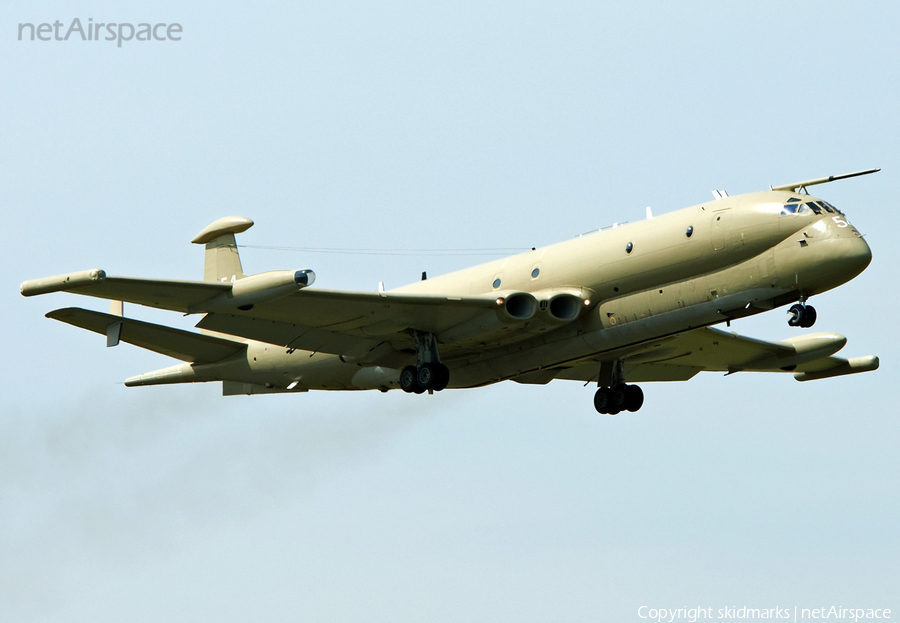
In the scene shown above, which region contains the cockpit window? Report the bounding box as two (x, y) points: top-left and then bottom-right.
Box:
(783, 200), (843, 216)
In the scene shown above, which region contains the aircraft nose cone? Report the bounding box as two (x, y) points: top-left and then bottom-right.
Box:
(847, 234), (872, 271)
(834, 234), (872, 281)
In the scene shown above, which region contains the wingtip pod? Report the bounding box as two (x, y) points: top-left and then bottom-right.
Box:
(20, 269), (106, 297)
(794, 355), (880, 382)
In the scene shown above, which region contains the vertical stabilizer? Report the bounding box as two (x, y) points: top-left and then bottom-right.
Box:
(191, 217), (254, 282)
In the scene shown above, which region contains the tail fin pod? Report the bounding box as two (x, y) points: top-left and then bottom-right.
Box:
(191, 217), (254, 282)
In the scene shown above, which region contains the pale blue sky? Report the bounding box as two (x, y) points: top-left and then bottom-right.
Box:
(2, 1), (898, 621)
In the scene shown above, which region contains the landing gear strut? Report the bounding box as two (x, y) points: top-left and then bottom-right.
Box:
(593, 359), (644, 414)
(787, 299), (817, 328)
(400, 332), (450, 394)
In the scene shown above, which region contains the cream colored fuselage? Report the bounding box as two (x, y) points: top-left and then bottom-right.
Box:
(181, 190), (871, 391)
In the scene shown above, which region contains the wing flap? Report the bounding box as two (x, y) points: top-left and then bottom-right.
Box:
(556, 363), (703, 383)
(197, 312), (387, 358)
(47, 307), (245, 363)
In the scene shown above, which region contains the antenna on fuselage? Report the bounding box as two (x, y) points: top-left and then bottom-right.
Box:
(769, 168), (881, 193)
(645, 206), (653, 219)
(711, 189), (728, 200)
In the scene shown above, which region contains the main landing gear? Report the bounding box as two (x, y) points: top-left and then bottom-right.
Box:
(400, 363), (450, 393)
(400, 331), (450, 394)
(787, 299), (817, 328)
(594, 384), (643, 415)
(593, 359), (644, 415)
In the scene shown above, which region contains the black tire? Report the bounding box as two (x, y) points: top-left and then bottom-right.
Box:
(611, 385), (628, 410)
(625, 385), (644, 412)
(417, 363), (437, 389)
(432, 364), (450, 391)
(800, 305), (817, 328)
(787, 303), (804, 327)
(593, 388), (610, 414)
(399, 366), (418, 393)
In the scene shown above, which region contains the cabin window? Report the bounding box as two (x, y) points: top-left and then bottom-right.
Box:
(492, 278), (501, 289)
(531, 268), (540, 279)
(625, 242), (634, 254)
(781, 204), (799, 215)
(806, 202), (823, 215)
(686, 225), (694, 238)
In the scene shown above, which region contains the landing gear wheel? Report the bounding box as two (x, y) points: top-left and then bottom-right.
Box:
(417, 363), (437, 389)
(787, 303), (805, 327)
(611, 385), (628, 411)
(399, 366), (419, 393)
(787, 303), (817, 328)
(625, 385), (644, 412)
(593, 387), (611, 414)
(432, 364), (450, 391)
(594, 384), (644, 414)
(800, 305), (817, 328)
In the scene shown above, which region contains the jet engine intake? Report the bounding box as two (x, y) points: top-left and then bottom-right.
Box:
(496, 292), (538, 323)
(544, 292), (583, 324)
(527, 288), (590, 328)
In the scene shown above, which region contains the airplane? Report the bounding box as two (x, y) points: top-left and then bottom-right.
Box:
(20, 169), (880, 414)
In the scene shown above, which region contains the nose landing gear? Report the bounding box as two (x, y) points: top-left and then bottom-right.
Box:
(787, 300), (817, 328)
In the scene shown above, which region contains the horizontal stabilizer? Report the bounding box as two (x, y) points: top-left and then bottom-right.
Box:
(46, 307), (246, 363)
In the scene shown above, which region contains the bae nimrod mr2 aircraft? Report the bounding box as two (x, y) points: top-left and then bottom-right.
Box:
(21, 170), (880, 414)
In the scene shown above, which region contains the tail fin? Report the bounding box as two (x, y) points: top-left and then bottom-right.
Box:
(191, 216), (254, 282)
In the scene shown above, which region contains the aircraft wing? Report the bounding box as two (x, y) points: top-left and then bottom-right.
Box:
(22, 269), (519, 363)
(194, 287), (511, 360)
(548, 327), (878, 384)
